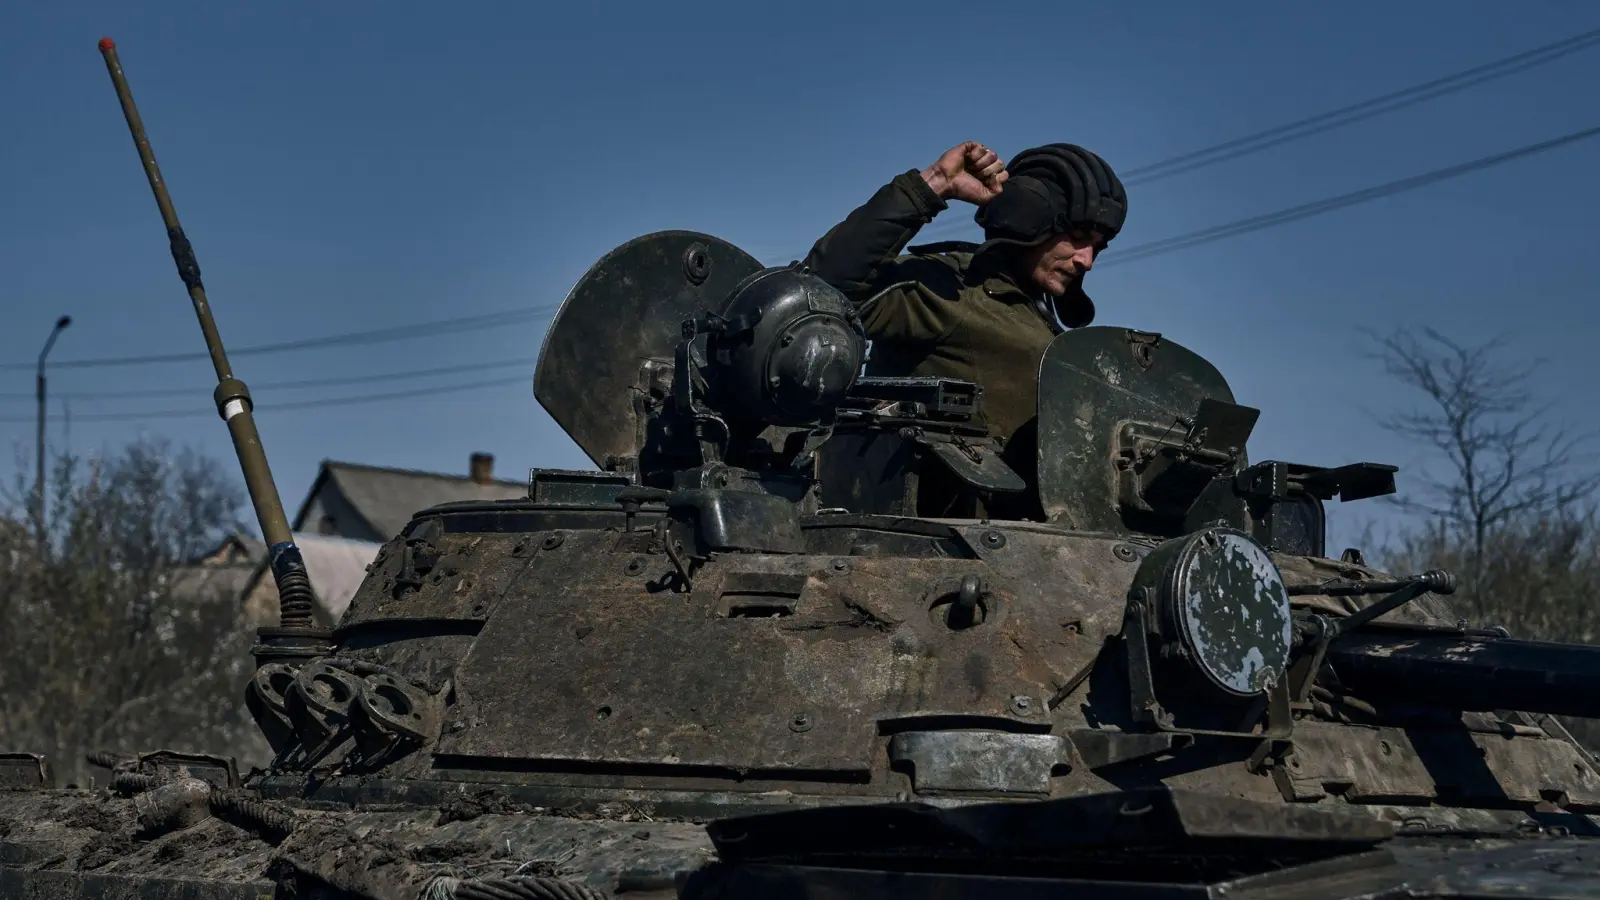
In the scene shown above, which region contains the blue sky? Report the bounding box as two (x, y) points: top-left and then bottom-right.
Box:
(1, 1), (1596, 551)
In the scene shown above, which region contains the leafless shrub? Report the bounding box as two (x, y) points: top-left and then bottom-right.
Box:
(1363, 326), (1600, 746)
(0, 437), (270, 787)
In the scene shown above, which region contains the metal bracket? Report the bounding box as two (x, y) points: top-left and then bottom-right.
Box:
(0, 753), (52, 789)
(1285, 614), (1335, 708)
(136, 750), (239, 789)
(1066, 730), (1192, 770)
(1120, 589), (1295, 758)
(1127, 329), (1162, 370)
(652, 517), (695, 592)
(889, 731), (1069, 794)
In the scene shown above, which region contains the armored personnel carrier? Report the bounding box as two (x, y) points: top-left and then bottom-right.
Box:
(7, 37), (1600, 900)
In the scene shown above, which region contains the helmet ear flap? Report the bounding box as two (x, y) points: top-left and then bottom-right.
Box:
(1054, 283), (1095, 329)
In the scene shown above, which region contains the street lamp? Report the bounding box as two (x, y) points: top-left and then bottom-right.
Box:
(36, 315), (72, 540)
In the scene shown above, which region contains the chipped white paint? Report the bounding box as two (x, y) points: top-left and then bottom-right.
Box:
(1180, 530), (1292, 696)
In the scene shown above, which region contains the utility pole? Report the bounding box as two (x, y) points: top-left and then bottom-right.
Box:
(36, 315), (72, 541)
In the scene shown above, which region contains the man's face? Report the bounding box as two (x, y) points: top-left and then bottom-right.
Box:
(1023, 228), (1105, 296)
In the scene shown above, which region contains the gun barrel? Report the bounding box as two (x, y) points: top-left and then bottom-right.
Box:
(1327, 625), (1600, 720)
(97, 38), (314, 634)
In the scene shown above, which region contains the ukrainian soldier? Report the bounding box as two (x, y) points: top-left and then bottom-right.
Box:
(801, 141), (1128, 518)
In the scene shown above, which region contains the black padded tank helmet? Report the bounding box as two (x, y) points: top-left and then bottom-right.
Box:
(969, 142), (1127, 331)
(974, 142), (1127, 247)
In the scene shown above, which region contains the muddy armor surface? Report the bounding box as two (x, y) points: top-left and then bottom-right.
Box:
(10, 50), (1600, 897)
(11, 228), (1600, 899)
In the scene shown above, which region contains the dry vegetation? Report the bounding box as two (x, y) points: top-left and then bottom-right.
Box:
(0, 327), (1593, 783)
(1359, 327), (1600, 744)
(0, 438), (270, 787)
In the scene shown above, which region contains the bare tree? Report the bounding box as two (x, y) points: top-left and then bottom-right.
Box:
(0, 437), (271, 787)
(1365, 327), (1600, 746)
(1365, 327), (1599, 592)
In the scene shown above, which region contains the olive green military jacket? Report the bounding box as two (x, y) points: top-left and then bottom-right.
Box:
(801, 170), (1061, 450)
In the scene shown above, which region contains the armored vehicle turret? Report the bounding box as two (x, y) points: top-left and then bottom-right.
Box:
(8, 40), (1600, 900)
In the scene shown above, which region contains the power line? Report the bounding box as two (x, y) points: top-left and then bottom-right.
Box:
(0, 356), (541, 401)
(896, 24), (1600, 247)
(0, 304), (557, 373)
(0, 374), (532, 424)
(10, 40), (1596, 420)
(1120, 25), (1600, 186)
(11, 124), (1594, 425)
(777, 120), (1600, 267)
(10, 27), (1596, 376)
(1097, 123), (1600, 266)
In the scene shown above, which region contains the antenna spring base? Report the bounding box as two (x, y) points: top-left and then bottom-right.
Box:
(268, 543), (317, 631)
(275, 564), (316, 631)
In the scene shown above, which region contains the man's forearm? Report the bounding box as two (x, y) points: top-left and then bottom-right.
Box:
(802, 171), (948, 293)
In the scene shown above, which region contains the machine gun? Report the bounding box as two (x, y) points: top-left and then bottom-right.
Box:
(1288, 570), (1600, 721)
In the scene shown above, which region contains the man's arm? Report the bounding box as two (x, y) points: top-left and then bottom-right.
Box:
(803, 142), (1007, 295)
(801, 171), (947, 297)
(801, 143), (1009, 342)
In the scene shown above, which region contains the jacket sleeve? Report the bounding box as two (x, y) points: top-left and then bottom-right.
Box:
(802, 171), (964, 345)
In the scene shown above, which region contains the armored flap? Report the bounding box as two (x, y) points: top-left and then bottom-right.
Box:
(435, 537), (886, 772)
(917, 434), (1026, 494)
(1035, 327), (1237, 531)
(434, 532), (1074, 773)
(533, 231), (764, 469)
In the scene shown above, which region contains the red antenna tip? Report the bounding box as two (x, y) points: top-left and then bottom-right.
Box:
(98, 37), (116, 51)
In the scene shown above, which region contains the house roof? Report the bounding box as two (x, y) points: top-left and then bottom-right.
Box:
(292, 459), (527, 541)
(194, 533), (266, 565)
(170, 559), (260, 603)
(294, 532), (384, 621)
(241, 531), (385, 624)
(170, 533), (268, 601)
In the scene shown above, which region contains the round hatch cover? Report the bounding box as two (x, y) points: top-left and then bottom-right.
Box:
(1161, 527), (1293, 696)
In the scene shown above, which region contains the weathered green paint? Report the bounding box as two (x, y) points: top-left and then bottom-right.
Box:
(1035, 326), (1238, 532)
(534, 231), (765, 470)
